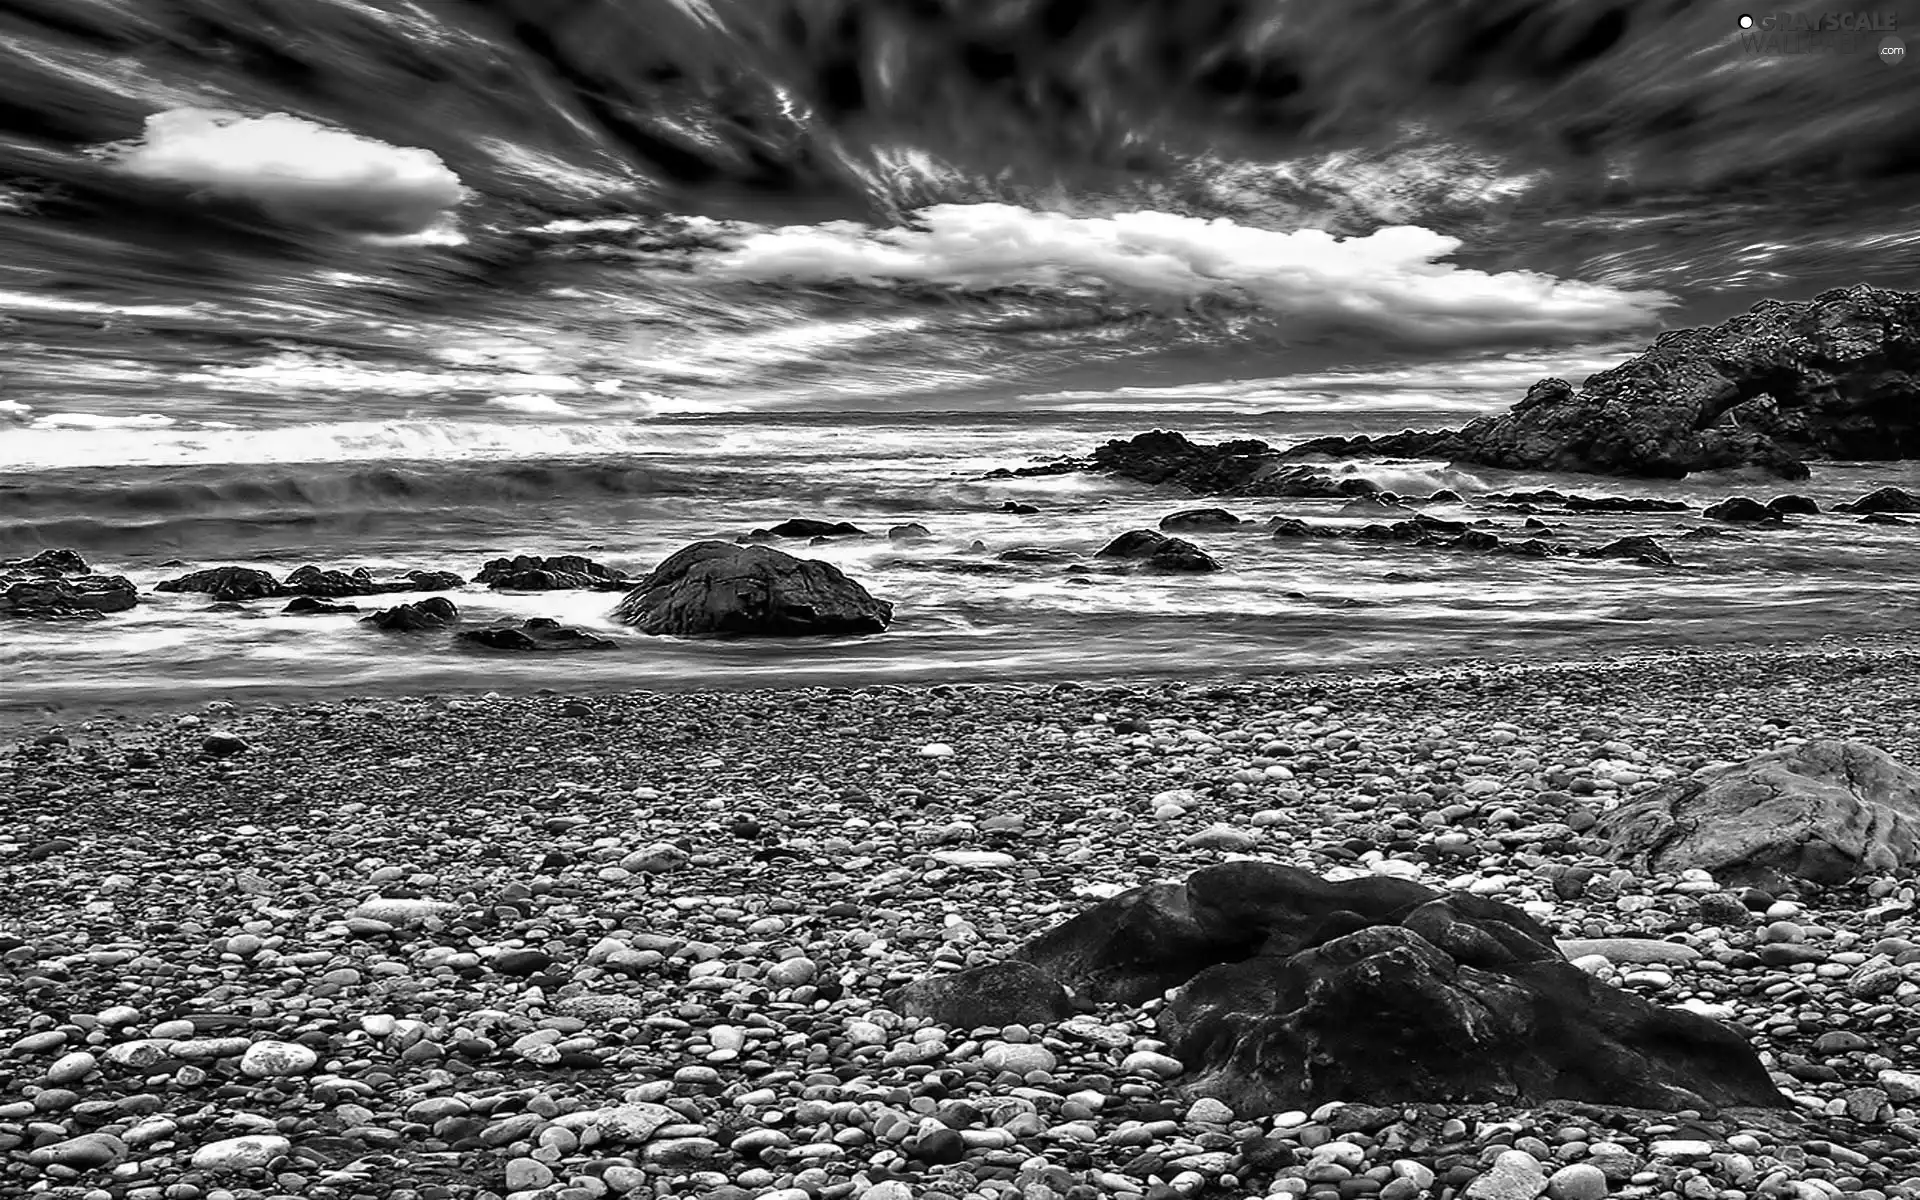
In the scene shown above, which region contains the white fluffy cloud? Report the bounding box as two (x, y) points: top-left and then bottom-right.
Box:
(114, 108), (469, 235)
(708, 203), (1672, 347)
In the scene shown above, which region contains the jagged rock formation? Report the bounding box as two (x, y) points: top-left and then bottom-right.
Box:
(457, 617), (617, 652)
(0, 549), (138, 619)
(1596, 740), (1920, 888)
(1283, 285), (1920, 479)
(893, 862), (1783, 1115)
(1095, 530), (1221, 573)
(475, 554), (632, 591)
(612, 541), (892, 636)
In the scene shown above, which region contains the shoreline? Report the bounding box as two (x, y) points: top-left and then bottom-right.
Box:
(4, 633), (1918, 1198)
(9, 628), (1920, 741)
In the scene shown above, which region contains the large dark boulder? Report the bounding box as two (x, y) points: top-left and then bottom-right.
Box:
(1767, 494), (1821, 515)
(1595, 740), (1920, 888)
(458, 617), (617, 652)
(476, 554), (632, 590)
(1280, 285), (1920, 479)
(155, 566), (283, 601)
(284, 565), (391, 597)
(1080, 432), (1380, 498)
(1095, 530), (1219, 573)
(612, 541), (892, 637)
(940, 862), (1784, 1115)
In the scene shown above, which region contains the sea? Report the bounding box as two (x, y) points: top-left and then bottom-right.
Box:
(3, 0), (1919, 717)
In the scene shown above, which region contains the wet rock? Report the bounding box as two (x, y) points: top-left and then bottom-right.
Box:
(1159, 507), (1243, 530)
(1, 573), (138, 617)
(996, 547), (1083, 563)
(1767, 494), (1821, 515)
(1595, 739), (1920, 887)
(1703, 497), (1784, 524)
(763, 518), (869, 538)
(1836, 485), (1920, 513)
(889, 522), (934, 543)
(476, 553), (633, 590)
(1095, 529), (1220, 573)
(0, 548), (89, 575)
(612, 541), (892, 636)
(190, 1134), (290, 1171)
(457, 616), (617, 652)
(360, 596), (459, 631)
(1578, 536), (1675, 566)
(282, 596), (360, 615)
(155, 565), (283, 601)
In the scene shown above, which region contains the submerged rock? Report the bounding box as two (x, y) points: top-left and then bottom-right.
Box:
(612, 541), (892, 636)
(946, 862), (1785, 1115)
(282, 596), (360, 615)
(458, 617), (617, 652)
(1837, 486), (1920, 514)
(1595, 739), (1920, 887)
(1159, 507), (1243, 530)
(761, 518), (869, 538)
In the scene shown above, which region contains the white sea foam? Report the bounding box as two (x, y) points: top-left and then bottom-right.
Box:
(112, 108), (469, 235)
(30, 412), (177, 430)
(485, 393), (580, 416)
(708, 203), (1673, 346)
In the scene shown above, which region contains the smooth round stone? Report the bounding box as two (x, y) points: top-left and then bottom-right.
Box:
(190, 1135), (290, 1171)
(1464, 1150), (1544, 1200)
(766, 958), (818, 987)
(506, 1158), (555, 1191)
(1546, 1163), (1609, 1200)
(1120, 1051), (1185, 1079)
(239, 1041), (318, 1078)
(28, 1133), (125, 1170)
(45, 1050), (99, 1085)
(920, 743), (955, 758)
(1555, 938), (1699, 966)
(930, 850), (1016, 869)
(1184, 1098), (1234, 1125)
(982, 1043), (1056, 1076)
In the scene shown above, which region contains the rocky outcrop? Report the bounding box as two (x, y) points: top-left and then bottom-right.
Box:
(282, 565), (468, 596)
(612, 541), (892, 637)
(1283, 285), (1920, 479)
(2, 573), (138, 618)
(1014, 431), (1384, 498)
(885, 961), (1075, 1028)
(156, 566), (283, 601)
(918, 862), (1785, 1115)
(1095, 530), (1220, 573)
(458, 617), (617, 652)
(360, 597), (459, 631)
(475, 554), (632, 591)
(0, 548), (138, 619)
(1595, 740), (1920, 888)
(745, 519), (870, 540)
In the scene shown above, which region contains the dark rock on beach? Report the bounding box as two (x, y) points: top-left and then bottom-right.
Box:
(886, 960), (1075, 1028)
(1596, 740), (1920, 888)
(996, 547), (1083, 563)
(1081, 431), (1381, 498)
(960, 861), (1785, 1114)
(888, 522), (933, 543)
(1768, 494), (1822, 515)
(1095, 529), (1220, 572)
(475, 554), (632, 590)
(612, 541), (892, 636)
(1277, 285), (1920, 478)
(155, 565), (283, 601)
(1000, 501), (1041, 514)
(360, 596), (459, 631)
(458, 617), (618, 652)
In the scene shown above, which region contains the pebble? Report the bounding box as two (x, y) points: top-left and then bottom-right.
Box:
(238, 1040), (318, 1078)
(190, 1134), (291, 1171)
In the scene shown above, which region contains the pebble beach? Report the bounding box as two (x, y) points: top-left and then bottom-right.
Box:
(4, 638), (1919, 1200)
